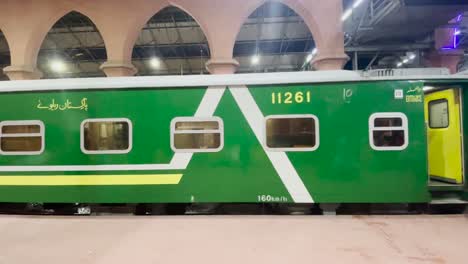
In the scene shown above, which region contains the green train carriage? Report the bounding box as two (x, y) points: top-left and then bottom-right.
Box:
(0, 71), (466, 206)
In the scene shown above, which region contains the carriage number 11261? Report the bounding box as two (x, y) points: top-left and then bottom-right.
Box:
(271, 91), (311, 104)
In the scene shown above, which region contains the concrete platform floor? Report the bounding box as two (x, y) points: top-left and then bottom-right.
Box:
(0, 215), (467, 264)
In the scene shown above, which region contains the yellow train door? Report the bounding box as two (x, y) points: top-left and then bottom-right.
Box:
(424, 88), (463, 184)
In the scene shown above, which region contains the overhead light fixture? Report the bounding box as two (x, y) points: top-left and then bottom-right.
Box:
(423, 86), (434, 92)
(149, 57), (161, 69)
(353, 0), (365, 8)
(402, 58), (409, 64)
(311, 48), (318, 55)
(408, 54), (416, 60)
(397, 62), (403, 67)
(342, 0), (365, 21)
(251, 55), (260, 65)
(305, 48), (318, 63)
(342, 9), (353, 21)
(49, 59), (66, 73)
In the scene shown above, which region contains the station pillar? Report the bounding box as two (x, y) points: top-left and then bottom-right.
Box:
(3, 65), (42, 80)
(205, 59), (239, 75)
(100, 61), (138, 77)
(311, 53), (349, 70)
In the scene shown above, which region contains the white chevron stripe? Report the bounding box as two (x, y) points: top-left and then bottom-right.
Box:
(229, 85), (314, 203)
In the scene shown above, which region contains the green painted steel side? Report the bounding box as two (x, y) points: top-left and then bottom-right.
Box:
(250, 81), (428, 202)
(0, 81), (430, 203)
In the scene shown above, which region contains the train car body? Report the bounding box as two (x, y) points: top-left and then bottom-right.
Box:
(0, 71), (466, 205)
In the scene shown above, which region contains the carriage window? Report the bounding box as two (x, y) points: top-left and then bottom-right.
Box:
(81, 118), (132, 154)
(428, 99), (449, 128)
(265, 115), (319, 151)
(0, 121), (44, 155)
(171, 117), (223, 152)
(369, 113), (408, 151)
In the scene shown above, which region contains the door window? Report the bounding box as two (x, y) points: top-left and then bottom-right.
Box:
(428, 99), (449, 128)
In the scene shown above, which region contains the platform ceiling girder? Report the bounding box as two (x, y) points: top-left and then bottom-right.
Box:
(1, 0), (468, 79)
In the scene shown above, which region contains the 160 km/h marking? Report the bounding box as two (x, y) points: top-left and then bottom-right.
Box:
(257, 195), (288, 202)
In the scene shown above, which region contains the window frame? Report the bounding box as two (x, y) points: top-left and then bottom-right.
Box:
(170, 116), (224, 153)
(80, 118), (133, 155)
(264, 114), (320, 152)
(0, 120), (45, 155)
(428, 98), (449, 129)
(369, 112), (408, 151)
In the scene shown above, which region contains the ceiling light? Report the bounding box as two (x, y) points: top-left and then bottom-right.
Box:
(402, 58), (409, 64)
(353, 0), (365, 8)
(251, 55), (260, 65)
(342, 9), (353, 21)
(397, 62), (403, 67)
(423, 86), (434, 92)
(305, 48), (317, 63)
(408, 54), (416, 60)
(149, 57), (161, 69)
(49, 59), (66, 73)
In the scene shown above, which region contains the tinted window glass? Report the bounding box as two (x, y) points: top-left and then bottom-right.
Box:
(374, 118), (403, 127)
(2, 125), (40, 134)
(266, 117), (316, 148)
(1, 137), (42, 152)
(174, 133), (221, 149)
(372, 130), (405, 147)
(83, 121), (129, 151)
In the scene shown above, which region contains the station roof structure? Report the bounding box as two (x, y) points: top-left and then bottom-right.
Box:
(1, 0), (468, 80)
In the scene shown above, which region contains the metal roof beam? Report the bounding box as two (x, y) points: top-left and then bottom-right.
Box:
(22, 41), (432, 63)
(345, 43), (431, 52)
(169, 13), (192, 74)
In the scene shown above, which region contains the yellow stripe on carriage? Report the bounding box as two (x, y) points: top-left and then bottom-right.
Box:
(0, 174), (183, 186)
